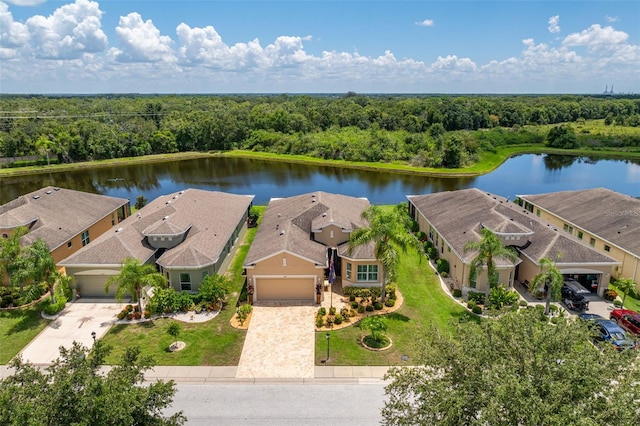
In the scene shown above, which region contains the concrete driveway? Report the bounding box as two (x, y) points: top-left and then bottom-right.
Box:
(236, 303), (317, 379)
(18, 300), (124, 365)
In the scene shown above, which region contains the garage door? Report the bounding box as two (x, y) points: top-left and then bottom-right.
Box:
(256, 277), (315, 302)
(75, 270), (120, 299)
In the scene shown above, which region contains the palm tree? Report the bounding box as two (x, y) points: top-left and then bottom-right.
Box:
(531, 256), (563, 315)
(464, 228), (519, 308)
(0, 226), (29, 290)
(23, 239), (56, 302)
(348, 204), (423, 302)
(615, 278), (637, 306)
(104, 257), (166, 311)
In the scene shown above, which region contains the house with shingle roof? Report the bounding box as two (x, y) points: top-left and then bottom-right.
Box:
(407, 188), (619, 297)
(243, 191), (379, 303)
(0, 186), (129, 264)
(60, 189), (254, 298)
(518, 188), (640, 292)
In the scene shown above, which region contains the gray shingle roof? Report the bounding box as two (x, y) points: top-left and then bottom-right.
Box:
(244, 192), (372, 266)
(0, 186), (128, 251)
(519, 188), (640, 256)
(60, 189), (254, 269)
(408, 188), (617, 266)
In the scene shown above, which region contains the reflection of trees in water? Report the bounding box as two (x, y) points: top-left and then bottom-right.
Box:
(91, 163), (161, 193)
(543, 154), (577, 170)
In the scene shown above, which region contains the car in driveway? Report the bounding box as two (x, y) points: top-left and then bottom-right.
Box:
(610, 309), (640, 336)
(561, 283), (590, 311)
(591, 319), (638, 351)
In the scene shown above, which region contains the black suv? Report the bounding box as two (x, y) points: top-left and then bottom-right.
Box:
(561, 283), (589, 311)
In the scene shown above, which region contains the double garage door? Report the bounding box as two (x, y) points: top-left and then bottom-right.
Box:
(255, 277), (315, 302)
(75, 270), (120, 299)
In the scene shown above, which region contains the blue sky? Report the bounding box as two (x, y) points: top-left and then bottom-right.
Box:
(1, 0), (638, 94)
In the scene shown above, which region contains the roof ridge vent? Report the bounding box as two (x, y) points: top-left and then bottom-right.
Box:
(46, 190), (52, 195)
(279, 230), (285, 235)
(33, 195), (40, 199)
(163, 216), (169, 220)
(115, 227), (123, 233)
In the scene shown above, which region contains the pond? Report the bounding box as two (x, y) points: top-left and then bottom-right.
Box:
(1, 154), (638, 205)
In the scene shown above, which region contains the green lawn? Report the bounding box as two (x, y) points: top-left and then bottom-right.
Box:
(0, 305), (50, 364)
(608, 283), (640, 312)
(315, 250), (478, 366)
(101, 207), (265, 365)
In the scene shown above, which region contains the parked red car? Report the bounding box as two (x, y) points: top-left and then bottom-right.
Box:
(610, 309), (640, 336)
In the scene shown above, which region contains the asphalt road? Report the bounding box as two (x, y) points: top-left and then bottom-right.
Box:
(166, 382), (387, 425)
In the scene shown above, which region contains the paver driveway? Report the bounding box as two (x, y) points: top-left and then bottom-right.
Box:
(19, 300), (124, 365)
(236, 303), (317, 379)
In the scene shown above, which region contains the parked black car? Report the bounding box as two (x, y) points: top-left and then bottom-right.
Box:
(561, 283), (589, 311)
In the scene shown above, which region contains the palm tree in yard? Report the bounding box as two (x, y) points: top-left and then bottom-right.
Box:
(615, 277), (637, 306)
(464, 228), (519, 309)
(104, 257), (166, 311)
(348, 204), (423, 302)
(531, 255), (563, 316)
(23, 239), (56, 302)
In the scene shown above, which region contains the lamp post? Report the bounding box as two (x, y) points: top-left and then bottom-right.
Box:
(91, 331), (96, 344)
(325, 332), (330, 364)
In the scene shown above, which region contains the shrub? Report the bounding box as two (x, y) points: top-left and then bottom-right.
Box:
(519, 300), (528, 307)
(357, 305), (365, 314)
(133, 312), (142, 320)
(315, 316), (324, 328)
(416, 231), (427, 241)
(374, 302), (383, 310)
(325, 316), (334, 328)
(340, 307), (350, 318)
(452, 288), (462, 298)
(468, 292), (485, 305)
(349, 294), (356, 302)
(385, 283), (397, 300)
(604, 289), (618, 301)
(472, 305), (483, 315)
(365, 305), (374, 312)
(550, 317), (559, 325)
(42, 296), (67, 315)
(144, 310), (151, 319)
(385, 298), (395, 308)
(613, 299), (623, 308)
(436, 258), (450, 274)
(126, 313), (133, 320)
(236, 304), (253, 326)
(549, 304), (559, 314)
(369, 287), (382, 298)
(126, 305), (133, 312)
(328, 306), (337, 316)
(467, 300), (477, 310)
(351, 301), (359, 309)
(117, 310), (127, 320)
(334, 314), (343, 325)
(318, 307), (326, 316)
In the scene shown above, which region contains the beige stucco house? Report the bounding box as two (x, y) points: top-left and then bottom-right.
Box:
(60, 189), (254, 298)
(408, 188), (618, 297)
(518, 188), (640, 292)
(0, 186), (129, 264)
(243, 191), (380, 303)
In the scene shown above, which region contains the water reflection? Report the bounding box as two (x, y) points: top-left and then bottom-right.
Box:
(1, 154), (638, 205)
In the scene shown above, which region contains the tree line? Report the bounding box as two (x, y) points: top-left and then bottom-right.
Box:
(1, 94), (639, 168)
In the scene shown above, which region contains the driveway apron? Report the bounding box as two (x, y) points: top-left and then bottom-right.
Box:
(18, 300), (124, 365)
(236, 303), (316, 379)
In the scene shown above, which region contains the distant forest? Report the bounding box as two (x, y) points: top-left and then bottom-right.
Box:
(1, 94), (639, 169)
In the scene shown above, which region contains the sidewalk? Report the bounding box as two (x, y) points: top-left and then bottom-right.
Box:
(0, 364), (391, 384)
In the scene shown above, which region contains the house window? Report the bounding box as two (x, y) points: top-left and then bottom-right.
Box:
(282, 257), (287, 267)
(604, 245), (611, 252)
(81, 230), (90, 246)
(563, 224), (573, 234)
(357, 265), (378, 282)
(346, 263), (352, 280)
(469, 269), (477, 289)
(330, 230), (334, 239)
(180, 273), (191, 291)
(67, 241), (72, 248)
(202, 271), (209, 280)
(447, 245), (451, 253)
(577, 231), (583, 239)
(536, 209), (540, 217)
(589, 237), (595, 247)
(111, 213), (115, 226)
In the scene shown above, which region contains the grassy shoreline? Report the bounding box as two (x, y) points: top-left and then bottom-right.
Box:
(1, 146), (639, 179)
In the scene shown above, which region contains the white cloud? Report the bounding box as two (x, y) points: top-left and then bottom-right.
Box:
(109, 12), (175, 63)
(25, 0), (107, 59)
(563, 24), (628, 49)
(605, 15), (619, 23)
(415, 19), (434, 27)
(548, 15), (560, 33)
(430, 55), (477, 72)
(3, 0), (45, 5)
(0, 2), (30, 56)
